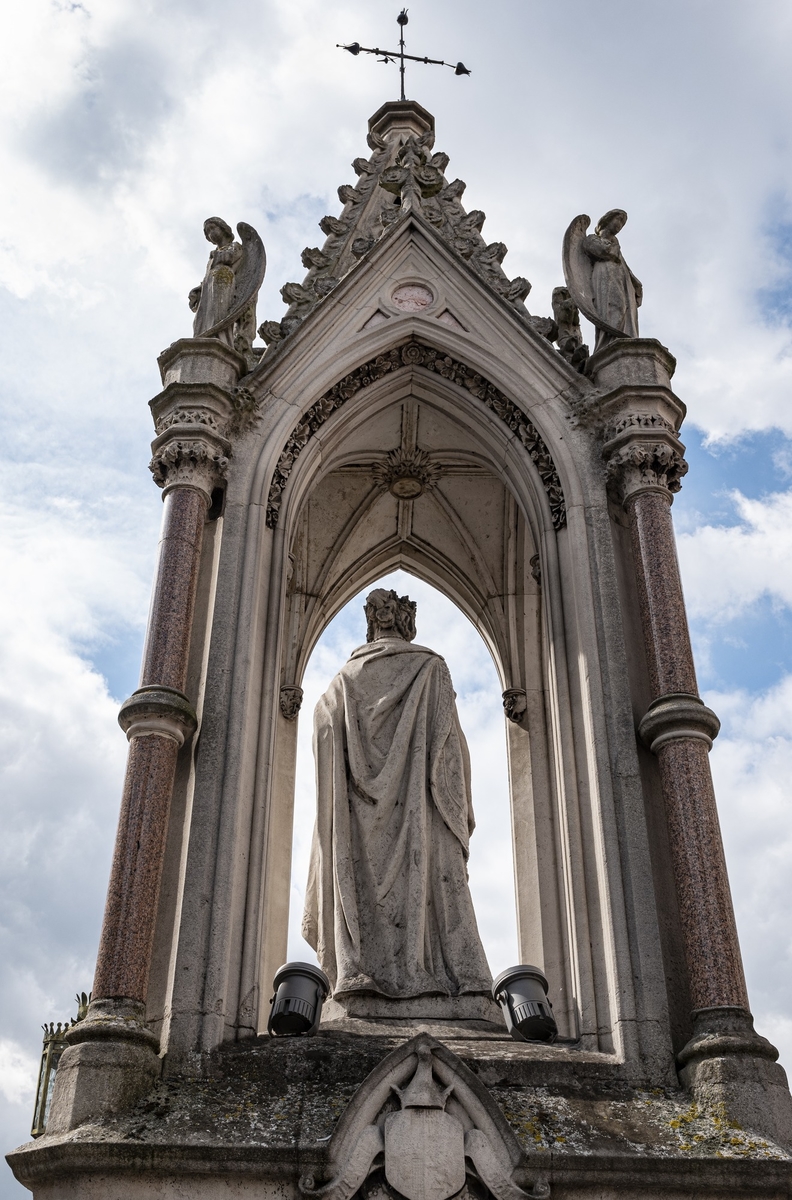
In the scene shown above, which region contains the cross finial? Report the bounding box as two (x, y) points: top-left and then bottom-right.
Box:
(338, 9), (470, 103)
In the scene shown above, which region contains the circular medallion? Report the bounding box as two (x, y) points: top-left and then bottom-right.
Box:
(391, 284), (434, 312)
(390, 476), (424, 499)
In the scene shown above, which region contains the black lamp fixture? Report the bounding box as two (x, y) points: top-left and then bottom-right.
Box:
(267, 962), (330, 1037)
(492, 965), (557, 1043)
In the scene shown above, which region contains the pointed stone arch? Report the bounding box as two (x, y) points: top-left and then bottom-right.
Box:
(246, 333), (583, 1041)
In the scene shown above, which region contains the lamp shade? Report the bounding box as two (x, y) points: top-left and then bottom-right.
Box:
(267, 962), (330, 1037)
(492, 965), (557, 1042)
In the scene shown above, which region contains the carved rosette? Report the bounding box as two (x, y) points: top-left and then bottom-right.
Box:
(373, 447), (442, 498)
(603, 412), (688, 506)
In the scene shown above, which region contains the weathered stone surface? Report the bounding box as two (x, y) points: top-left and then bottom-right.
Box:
(10, 1034), (792, 1199)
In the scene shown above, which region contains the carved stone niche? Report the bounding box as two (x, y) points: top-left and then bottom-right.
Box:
(300, 1034), (549, 1200)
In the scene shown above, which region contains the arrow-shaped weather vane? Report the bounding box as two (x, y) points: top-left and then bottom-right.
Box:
(338, 8), (470, 103)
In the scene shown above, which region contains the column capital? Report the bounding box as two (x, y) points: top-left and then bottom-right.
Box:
(605, 433), (689, 506)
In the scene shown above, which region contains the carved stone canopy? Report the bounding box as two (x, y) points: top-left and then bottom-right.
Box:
(265, 340), (566, 531)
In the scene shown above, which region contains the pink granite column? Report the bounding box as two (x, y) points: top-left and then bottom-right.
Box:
(627, 487), (748, 1013)
(93, 487), (206, 1003)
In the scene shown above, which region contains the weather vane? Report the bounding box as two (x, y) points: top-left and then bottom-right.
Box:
(338, 9), (470, 103)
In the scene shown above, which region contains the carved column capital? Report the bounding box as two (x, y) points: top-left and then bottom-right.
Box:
(150, 342), (266, 502)
(604, 430), (689, 506)
(149, 433), (230, 503)
(149, 380), (233, 502)
(587, 338), (688, 506)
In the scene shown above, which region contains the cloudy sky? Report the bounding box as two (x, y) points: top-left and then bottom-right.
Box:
(3, 0), (792, 1189)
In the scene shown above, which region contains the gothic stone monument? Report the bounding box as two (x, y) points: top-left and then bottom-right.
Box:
(8, 100), (792, 1199)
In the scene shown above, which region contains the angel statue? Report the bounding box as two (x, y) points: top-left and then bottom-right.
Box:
(189, 217), (267, 364)
(302, 588), (493, 1010)
(562, 209), (642, 353)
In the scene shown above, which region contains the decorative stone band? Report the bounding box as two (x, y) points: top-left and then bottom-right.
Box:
(279, 685), (304, 721)
(61, 997), (160, 1054)
(677, 1006), (780, 1069)
(265, 340), (566, 530)
(638, 692), (721, 755)
(118, 685), (198, 747)
(502, 688), (528, 723)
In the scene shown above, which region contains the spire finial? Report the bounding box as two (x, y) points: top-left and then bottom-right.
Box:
(338, 9), (470, 102)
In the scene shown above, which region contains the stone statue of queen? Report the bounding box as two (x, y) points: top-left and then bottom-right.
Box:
(302, 588), (494, 1017)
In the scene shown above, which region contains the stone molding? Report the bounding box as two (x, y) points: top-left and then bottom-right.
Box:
(118, 685), (198, 747)
(638, 692), (721, 754)
(588, 337), (678, 392)
(279, 685), (304, 720)
(62, 998), (160, 1053)
(158, 337), (247, 391)
(265, 340), (566, 530)
(678, 1007), (780, 1069)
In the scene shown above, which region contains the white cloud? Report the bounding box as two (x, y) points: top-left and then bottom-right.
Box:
(678, 489), (792, 622)
(707, 676), (792, 1067)
(0, 1043), (38, 1108)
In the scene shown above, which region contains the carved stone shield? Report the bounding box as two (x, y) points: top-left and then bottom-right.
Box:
(384, 1108), (466, 1200)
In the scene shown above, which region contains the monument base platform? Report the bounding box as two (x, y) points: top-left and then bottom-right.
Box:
(8, 1029), (792, 1200)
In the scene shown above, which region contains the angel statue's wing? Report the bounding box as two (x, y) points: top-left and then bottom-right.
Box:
(200, 222), (267, 340)
(562, 214), (627, 342)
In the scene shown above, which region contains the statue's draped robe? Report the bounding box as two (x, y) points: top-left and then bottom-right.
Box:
(302, 638), (492, 999)
(583, 232), (641, 349)
(193, 240), (243, 346)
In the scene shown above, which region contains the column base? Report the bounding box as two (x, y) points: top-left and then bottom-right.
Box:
(46, 999), (161, 1134)
(678, 1007), (792, 1150)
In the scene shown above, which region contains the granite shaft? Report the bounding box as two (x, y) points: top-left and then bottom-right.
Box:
(628, 488), (748, 1011)
(93, 487), (206, 1002)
